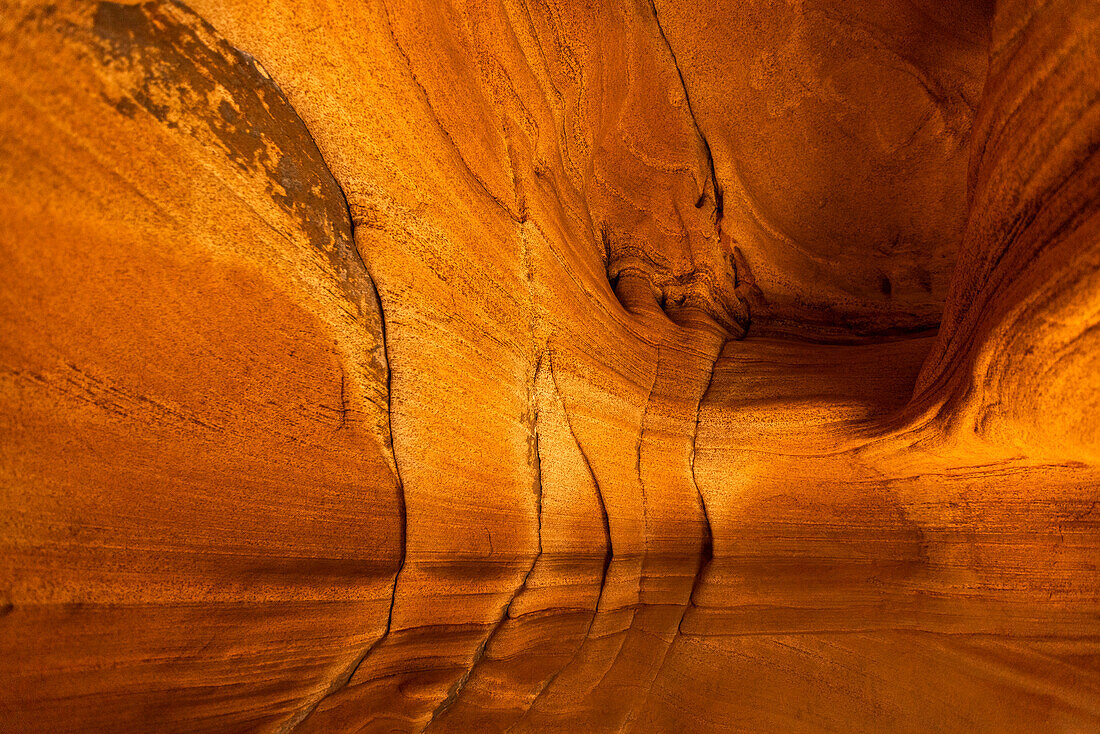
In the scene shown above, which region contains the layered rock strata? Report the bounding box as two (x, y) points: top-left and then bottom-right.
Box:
(1, 0), (1098, 731)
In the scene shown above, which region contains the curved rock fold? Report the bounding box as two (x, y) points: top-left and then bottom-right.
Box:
(1, 0), (1099, 731)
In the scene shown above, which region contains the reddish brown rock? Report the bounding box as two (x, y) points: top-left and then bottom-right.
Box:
(1, 0), (1098, 731)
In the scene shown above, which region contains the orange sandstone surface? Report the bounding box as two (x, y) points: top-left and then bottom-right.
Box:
(1, 0), (1099, 731)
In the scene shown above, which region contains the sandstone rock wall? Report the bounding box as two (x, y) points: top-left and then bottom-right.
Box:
(1, 0), (1097, 731)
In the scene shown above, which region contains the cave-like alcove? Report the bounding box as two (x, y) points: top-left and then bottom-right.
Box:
(1, 0), (1098, 731)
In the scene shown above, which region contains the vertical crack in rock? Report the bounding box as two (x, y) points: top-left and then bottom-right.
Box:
(77, 2), (412, 729)
(682, 349), (717, 629)
(548, 354), (615, 603)
(422, 352), (547, 730)
(579, 340), (661, 717)
(622, 326), (726, 732)
(647, 0), (722, 218)
(263, 60), (404, 734)
(637, 346), (661, 557)
(281, 285), (407, 734)
(507, 353), (615, 731)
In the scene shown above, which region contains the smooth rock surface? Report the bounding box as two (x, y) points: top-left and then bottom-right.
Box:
(1, 0), (1098, 731)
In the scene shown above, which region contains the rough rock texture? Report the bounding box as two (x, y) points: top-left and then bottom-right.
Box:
(0, 0), (1097, 731)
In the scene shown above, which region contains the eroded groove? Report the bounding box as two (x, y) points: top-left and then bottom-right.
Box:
(282, 283), (408, 734)
(422, 352), (548, 729)
(506, 352), (616, 731)
(636, 344), (661, 554)
(621, 328), (725, 731)
(280, 100), (406, 729)
(647, 0), (723, 217)
(423, 548), (541, 730)
(682, 347), (717, 625)
(548, 353), (614, 599)
(570, 339), (663, 720)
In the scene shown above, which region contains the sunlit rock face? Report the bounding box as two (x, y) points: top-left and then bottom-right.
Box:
(1, 0), (1098, 731)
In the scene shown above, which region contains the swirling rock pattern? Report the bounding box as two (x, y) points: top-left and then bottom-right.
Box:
(0, 0), (1097, 731)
